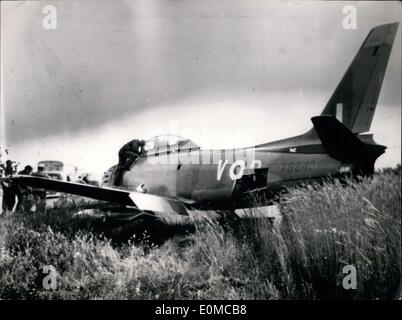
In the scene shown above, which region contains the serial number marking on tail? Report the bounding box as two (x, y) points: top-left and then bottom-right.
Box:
(280, 160), (317, 173)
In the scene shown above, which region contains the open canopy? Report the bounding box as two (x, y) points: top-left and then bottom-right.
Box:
(143, 134), (200, 155)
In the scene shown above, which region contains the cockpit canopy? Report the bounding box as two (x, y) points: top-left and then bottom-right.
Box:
(144, 134), (200, 156)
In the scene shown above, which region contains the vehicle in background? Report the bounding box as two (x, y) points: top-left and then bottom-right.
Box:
(37, 161), (66, 200)
(38, 160), (66, 181)
(37, 161), (99, 184)
(37, 161), (99, 203)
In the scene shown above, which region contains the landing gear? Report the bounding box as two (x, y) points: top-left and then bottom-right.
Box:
(105, 210), (161, 243)
(104, 209), (195, 246)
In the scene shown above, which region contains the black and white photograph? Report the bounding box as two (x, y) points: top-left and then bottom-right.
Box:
(0, 0), (400, 305)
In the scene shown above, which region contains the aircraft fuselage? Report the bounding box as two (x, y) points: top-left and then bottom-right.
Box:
(111, 139), (344, 209)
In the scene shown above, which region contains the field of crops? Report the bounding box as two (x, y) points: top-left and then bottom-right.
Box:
(0, 168), (400, 299)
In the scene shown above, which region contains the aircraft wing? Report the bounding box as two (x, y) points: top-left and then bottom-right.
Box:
(11, 175), (188, 216)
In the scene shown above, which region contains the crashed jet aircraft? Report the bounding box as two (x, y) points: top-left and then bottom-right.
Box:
(12, 23), (399, 220)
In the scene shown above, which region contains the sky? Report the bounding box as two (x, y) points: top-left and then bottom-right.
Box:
(1, 0), (401, 178)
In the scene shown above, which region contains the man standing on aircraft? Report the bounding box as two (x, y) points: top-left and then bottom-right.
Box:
(114, 139), (146, 185)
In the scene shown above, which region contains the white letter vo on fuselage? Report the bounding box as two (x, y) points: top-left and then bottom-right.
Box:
(217, 160), (262, 181)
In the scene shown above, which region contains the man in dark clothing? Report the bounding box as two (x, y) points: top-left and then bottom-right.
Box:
(1, 180), (17, 215)
(1, 181), (17, 215)
(119, 139), (146, 169)
(4, 160), (15, 176)
(28, 164), (50, 212)
(18, 165), (33, 175)
(31, 163), (50, 200)
(16, 165), (33, 212)
(114, 139), (145, 185)
(1, 160), (18, 215)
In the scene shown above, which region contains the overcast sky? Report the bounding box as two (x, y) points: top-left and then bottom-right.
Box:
(1, 0), (401, 177)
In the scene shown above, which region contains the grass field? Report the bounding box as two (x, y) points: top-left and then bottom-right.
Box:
(0, 168), (400, 299)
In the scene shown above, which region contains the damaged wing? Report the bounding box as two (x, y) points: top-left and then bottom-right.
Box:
(12, 175), (188, 216)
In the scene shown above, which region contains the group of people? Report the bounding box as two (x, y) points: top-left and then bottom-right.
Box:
(0, 138), (146, 214)
(0, 160), (49, 216)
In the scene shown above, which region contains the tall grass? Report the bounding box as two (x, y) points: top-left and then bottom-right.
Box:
(0, 170), (400, 299)
(276, 173), (401, 299)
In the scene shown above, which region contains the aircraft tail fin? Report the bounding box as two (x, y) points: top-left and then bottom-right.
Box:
(320, 22), (399, 133)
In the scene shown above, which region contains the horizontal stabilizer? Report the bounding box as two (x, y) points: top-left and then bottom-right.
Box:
(11, 175), (188, 215)
(311, 116), (366, 162)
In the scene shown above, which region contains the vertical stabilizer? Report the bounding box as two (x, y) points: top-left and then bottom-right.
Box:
(321, 23), (399, 133)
